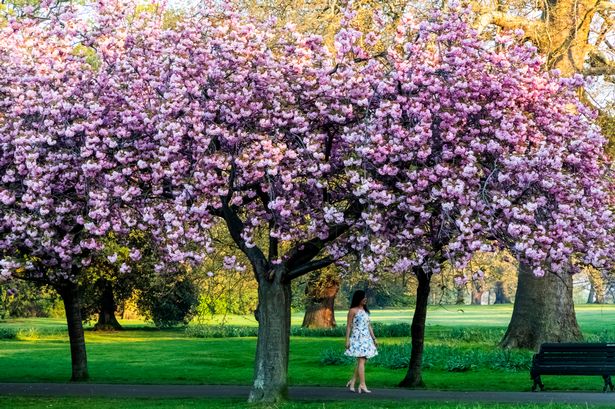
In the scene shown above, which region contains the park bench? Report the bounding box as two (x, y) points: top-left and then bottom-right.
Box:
(530, 343), (615, 392)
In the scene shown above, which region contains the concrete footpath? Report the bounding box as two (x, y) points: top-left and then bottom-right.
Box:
(0, 383), (614, 405)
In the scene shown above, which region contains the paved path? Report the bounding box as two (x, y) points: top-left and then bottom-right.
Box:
(1, 383), (615, 405)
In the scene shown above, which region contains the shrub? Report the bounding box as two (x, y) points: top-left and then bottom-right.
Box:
(585, 330), (615, 343)
(320, 348), (354, 366)
(0, 327), (17, 339)
(138, 277), (199, 328)
(490, 349), (532, 371)
(372, 322), (411, 338)
(14, 327), (67, 340)
(319, 343), (532, 372)
(446, 327), (504, 343)
(445, 355), (476, 372)
(183, 322), (413, 339)
(185, 325), (258, 338)
(370, 343), (410, 369)
(291, 326), (345, 337)
(1, 282), (61, 319)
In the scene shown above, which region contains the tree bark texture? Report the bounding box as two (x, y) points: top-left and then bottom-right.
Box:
(493, 281), (511, 304)
(500, 263), (582, 350)
(455, 287), (465, 305)
(221, 197), (361, 403)
(399, 269), (431, 388)
(587, 268), (606, 304)
(58, 282), (89, 382)
(248, 266), (291, 403)
(94, 280), (122, 331)
(471, 288), (483, 305)
(302, 271), (339, 328)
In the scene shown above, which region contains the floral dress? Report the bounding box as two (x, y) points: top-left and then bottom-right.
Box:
(344, 309), (378, 359)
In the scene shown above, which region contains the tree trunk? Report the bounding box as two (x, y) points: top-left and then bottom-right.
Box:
(399, 269), (431, 388)
(493, 281), (511, 304)
(249, 266), (291, 403)
(94, 280), (122, 331)
(595, 286), (605, 304)
(471, 289), (483, 305)
(455, 287), (465, 305)
(302, 272), (339, 328)
(587, 284), (596, 304)
(607, 283), (615, 304)
(587, 268), (605, 304)
(58, 282), (89, 382)
(500, 263), (582, 349)
(486, 0), (597, 77)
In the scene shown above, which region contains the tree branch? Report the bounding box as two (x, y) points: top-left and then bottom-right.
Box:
(584, 66), (615, 75)
(284, 199), (364, 272)
(476, 10), (544, 43)
(597, 1), (615, 11)
(219, 201), (267, 281)
(286, 257), (335, 281)
(586, 50), (615, 76)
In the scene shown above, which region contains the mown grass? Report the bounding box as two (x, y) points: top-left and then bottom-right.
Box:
(0, 398), (612, 409)
(0, 305), (615, 393)
(5, 303), (615, 330)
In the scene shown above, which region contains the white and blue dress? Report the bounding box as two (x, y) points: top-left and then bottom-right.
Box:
(344, 309), (378, 359)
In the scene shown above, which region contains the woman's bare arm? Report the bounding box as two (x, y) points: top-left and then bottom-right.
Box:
(345, 309), (355, 349)
(368, 322), (378, 347)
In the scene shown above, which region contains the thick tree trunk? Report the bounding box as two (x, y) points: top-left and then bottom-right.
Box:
(302, 272), (339, 328)
(493, 281), (511, 304)
(471, 289), (483, 305)
(500, 263), (582, 349)
(249, 267), (291, 403)
(587, 269), (605, 304)
(399, 270), (431, 388)
(608, 284), (615, 304)
(58, 282), (89, 382)
(455, 287), (465, 305)
(587, 285), (596, 304)
(594, 287), (605, 304)
(94, 281), (122, 331)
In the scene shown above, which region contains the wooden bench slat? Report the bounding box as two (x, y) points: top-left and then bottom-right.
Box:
(529, 343), (615, 392)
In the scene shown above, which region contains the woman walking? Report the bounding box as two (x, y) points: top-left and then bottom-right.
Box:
(344, 290), (378, 393)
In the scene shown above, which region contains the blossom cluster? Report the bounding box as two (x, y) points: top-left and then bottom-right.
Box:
(0, 1), (612, 286)
(349, 7), (614, 276)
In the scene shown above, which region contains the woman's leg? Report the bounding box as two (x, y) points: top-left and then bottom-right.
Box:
(358, 357), (366, 387)
(347, 361), (359, 390)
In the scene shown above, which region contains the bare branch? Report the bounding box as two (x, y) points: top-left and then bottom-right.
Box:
(284, 199), (364, 273)
(286, 257), (335, 281)
(597, 1), (615, 11)
(586, 50), (615, 76)
(476, 10), (544, 42)
(219, 201), (268, 282)
(584, 66), (615, 75)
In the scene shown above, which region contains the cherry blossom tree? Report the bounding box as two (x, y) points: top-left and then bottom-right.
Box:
(0, 4), (118, 381)
(349, 8), (614, 387)
(75, 1), (383, 403)
(0, 0), (166, 382)
(2, 0), (612, 401)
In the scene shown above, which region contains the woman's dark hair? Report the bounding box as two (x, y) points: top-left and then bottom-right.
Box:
(349, 290), (369, 314)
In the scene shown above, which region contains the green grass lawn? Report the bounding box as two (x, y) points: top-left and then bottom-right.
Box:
(5, 303), (615, 330)
(1, 305), (615, 394)
(1, 398), (612, 409)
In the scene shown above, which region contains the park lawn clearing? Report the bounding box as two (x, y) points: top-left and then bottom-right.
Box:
(0, 333), (608, 391)
(0, 398), (612, 409)
(1, 305), (615, 392)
